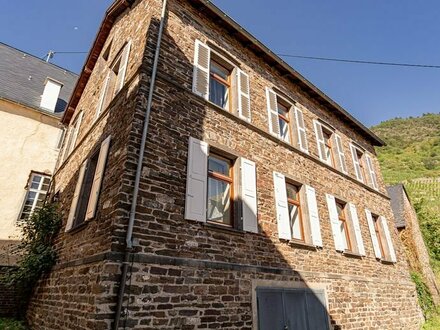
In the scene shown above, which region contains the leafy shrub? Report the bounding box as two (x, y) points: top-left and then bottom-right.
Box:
(411, 271), (435, 318)
(3, 204), (61, 312)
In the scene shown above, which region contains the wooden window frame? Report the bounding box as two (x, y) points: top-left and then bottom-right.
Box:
(286, 182), (305, 242)
(277, 101), (293, 143)
(207, 152), (235, 228)
(321, 126), (336, 167)
(209, 57), (233, 112)
(372, 214), (387, 258)
(354, 147), (367, 182)
(336, 201), (352, 252)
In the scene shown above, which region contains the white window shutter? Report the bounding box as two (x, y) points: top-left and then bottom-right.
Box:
(65, 160), (88, 232)
(295, 107), (308, 153)
(365, 209), (382, 259)
(184, 137), (208, 222)
(85, 136), (112, 221)
(114, 41), (131, 94)
(67, 112), (84, 157)
(326, 194), (344, 251)
(381, 216), (397, 262)
(241, 158), (258, 233)
(192, 40), (210, 99)
(266, 88), (280, 137)
(313, 120), (327, 162)
(365, 154), (379, 190)
(334, 134), (347, 174)
(273, 172), (291, 240)
(350, 144), (363, 181)
(96, 72), (110, 119)
(237, 69), (251, 122)
(348, 203), (365, 256)
(305, 185), (322, 247)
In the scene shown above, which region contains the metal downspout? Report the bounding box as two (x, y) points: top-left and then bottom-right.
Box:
(113, 0), (168, 328)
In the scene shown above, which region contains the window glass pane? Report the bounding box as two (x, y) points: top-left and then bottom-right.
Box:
(211, 61), (229, 80)
(209, 78), (229, 109)
(208, 156), (230, 176)
(207, 177), (231, 225)
(289, 204), (302, 240)
(279, 118), (290, 143)
(286, 184), (299, 201)
(339, 220), (349, 250)
(30, 175), (42, 189)
(336, 203), (344, 217)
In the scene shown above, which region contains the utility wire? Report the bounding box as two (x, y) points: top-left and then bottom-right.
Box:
(54, 51), (88, 54)
(277, 53), (440, 69)
(44, 49), (440, 69)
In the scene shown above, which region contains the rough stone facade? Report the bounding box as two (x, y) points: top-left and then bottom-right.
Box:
(388, 184), (440, 303)
(0, 266), (22, 317)
(27, 0), (423, 329)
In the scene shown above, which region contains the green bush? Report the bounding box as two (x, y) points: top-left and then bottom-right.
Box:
(2, 204), (61, 312)
(0, 318), (27, 330)
(411, 272), (435, 318)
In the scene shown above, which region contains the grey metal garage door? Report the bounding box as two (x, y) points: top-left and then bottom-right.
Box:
(256, 287), (330, 330)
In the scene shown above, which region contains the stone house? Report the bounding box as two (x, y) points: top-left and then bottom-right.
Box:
(387, 183), (440, 303)
(28, 0), (423, 329)
(0, 42), (77, 265)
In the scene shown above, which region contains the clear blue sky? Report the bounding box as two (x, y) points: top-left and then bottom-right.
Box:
(1, 0), (440, 126)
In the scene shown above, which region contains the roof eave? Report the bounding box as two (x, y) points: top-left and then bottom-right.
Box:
(62, 0), (385, 147)
(61, 0), (134, 124)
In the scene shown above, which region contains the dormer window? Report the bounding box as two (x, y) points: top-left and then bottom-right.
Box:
(40, 78), (62, 112)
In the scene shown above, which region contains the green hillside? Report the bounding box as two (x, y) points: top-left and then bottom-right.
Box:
(372, 113), (440, 320)
(372, 113), (440, 183)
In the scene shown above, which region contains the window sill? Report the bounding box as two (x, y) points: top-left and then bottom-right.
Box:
(202, 222), (245, 236)
(342, 250), (363, 259)
(65, 221), (88, 234)
(288, 239), (317, 251)
(380, 259), (395, 265)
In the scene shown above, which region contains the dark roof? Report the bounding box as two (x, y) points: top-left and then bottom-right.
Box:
(0, 42), (78, 116)
(387, 184), (407, 228)
(62, 0), (385, 146)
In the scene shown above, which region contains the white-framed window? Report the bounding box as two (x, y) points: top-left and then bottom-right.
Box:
(62, 111), (83, 162)
(19, 173), (51, 221)
(350, 143), (379, 189)
(96, 41), (131, 118)
(350, 143), (366, 182)
(313, 120), (348, 173)
(192, 40), (251, 122)
(365, 209), (397, 262)
(265, 88), (309, 152)
(184, 137), (258, 233)
(326, 194), (365, 255)
(273, 172), (322, 247)
(365, 154), (379, 189)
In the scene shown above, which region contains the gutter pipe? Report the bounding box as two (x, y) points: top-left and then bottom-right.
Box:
(113, 0), (168, 328)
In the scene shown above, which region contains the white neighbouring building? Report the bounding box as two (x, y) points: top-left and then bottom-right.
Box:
(0, 42), (77, 264)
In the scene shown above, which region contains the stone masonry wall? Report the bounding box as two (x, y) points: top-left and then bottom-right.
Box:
(116, 0), (423, 328)
(26, 0), (158, 328)
(27, 0), (424, 329)
(0, 266), (22, 317)
(399, 190), (440, 303)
